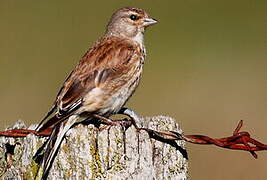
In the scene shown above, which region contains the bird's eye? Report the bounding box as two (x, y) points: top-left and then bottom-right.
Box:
(130, 14), (139, 21)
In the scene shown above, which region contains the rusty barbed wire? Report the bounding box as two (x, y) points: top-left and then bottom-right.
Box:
(1, 120), (267, 158)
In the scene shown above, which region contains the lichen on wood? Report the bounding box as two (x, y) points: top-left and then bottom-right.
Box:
(0, 116), (188, 180)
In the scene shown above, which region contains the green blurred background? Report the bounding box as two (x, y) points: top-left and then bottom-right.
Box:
(1, 0), (267, 179)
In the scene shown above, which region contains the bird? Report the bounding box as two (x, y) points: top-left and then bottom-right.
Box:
(35, 7), (157, 179)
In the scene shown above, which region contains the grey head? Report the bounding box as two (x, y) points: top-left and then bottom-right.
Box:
(106, 7), (157, 42)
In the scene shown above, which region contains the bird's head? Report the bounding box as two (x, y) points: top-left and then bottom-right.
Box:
(106, 7), (157, 42)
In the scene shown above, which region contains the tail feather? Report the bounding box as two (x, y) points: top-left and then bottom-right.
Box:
(40, 115), (78, 179)
(36, 100), (83, 133)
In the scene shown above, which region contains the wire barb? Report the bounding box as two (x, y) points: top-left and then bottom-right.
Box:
(183, 120), (267, 158)
(1, 120), (267, 158)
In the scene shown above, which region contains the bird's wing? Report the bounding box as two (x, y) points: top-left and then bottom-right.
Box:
(36, 37), (139, 132)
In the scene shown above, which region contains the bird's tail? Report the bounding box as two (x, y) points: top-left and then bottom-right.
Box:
(39, 115), (78, 180)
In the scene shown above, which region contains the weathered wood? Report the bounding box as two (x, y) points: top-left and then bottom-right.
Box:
(0, 116), (188, 180)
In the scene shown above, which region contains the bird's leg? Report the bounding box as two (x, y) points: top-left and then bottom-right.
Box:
(0, 110), (137, 137)
(92, 114), (132, 130)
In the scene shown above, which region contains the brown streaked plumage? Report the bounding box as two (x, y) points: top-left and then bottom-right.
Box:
(37, 7), (157, 179)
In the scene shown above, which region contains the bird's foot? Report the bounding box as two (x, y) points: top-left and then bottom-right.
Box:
(92, 114), (133, 130)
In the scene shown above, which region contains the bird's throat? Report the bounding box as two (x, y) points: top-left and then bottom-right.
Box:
(132, 31), (144, 45)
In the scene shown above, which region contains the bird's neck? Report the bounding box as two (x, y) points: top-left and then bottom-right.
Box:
(105, 30), (145, 47)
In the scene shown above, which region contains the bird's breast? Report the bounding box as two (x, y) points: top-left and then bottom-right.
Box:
(81, 42), (145, 116)
(101, 63), (143, 115)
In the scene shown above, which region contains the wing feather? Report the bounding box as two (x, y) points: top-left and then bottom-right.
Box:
(37, 37), (138, 131)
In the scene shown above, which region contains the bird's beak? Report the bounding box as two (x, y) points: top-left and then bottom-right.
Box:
(143, 17), (158, 26)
